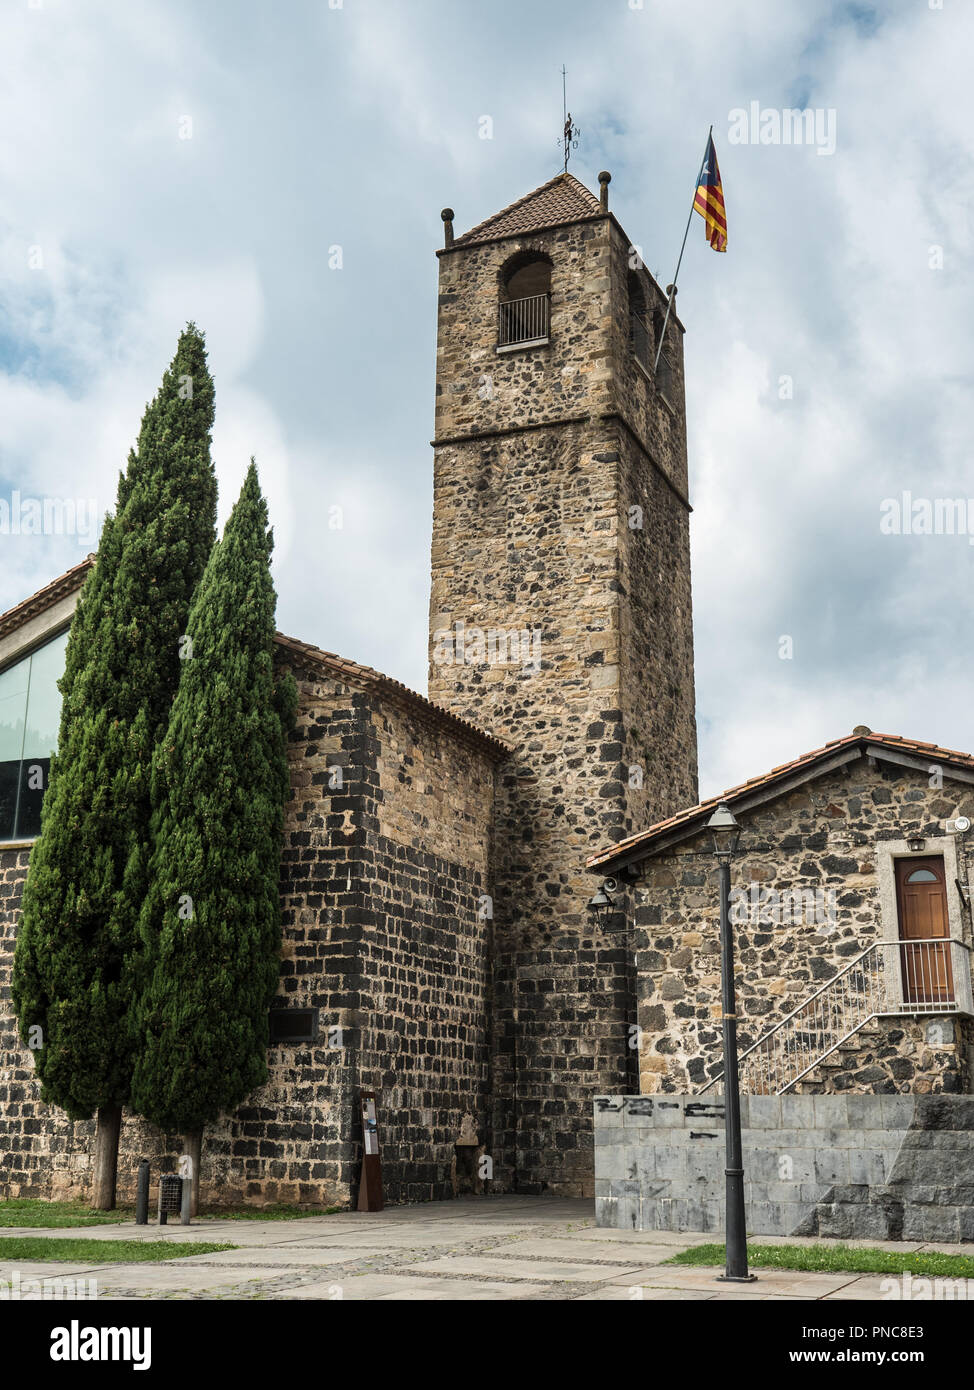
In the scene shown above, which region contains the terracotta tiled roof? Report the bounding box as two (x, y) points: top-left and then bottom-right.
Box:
(0, 562), (513, 761)
(0, 555), (94, 642)
(586, 730), (974, 871)
(451, 172), (604, 249)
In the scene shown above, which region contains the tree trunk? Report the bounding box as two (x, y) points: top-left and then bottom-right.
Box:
(92, 1104), (122, 1210)
(182, 1129), (202, 1217)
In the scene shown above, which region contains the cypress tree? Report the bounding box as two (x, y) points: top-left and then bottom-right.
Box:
(130, 461), (296, 1175)
(12, 325), (217, 1207)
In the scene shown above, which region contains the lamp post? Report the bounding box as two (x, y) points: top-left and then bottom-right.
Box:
(706, 802), (755, 1283)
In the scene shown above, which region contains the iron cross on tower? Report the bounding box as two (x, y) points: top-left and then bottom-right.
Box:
(561, 65), (580, 172)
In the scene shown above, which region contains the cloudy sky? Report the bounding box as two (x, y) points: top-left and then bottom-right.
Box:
(1, 0), (971, 801)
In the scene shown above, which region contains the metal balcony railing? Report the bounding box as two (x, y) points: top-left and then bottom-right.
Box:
(698, 937), (974, 1096)
(498, 293), (549, 348)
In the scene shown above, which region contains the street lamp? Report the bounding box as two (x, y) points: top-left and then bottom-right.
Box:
(706, 801), (755, 1284)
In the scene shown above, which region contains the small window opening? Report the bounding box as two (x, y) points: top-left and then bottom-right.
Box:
(498, 253), (551, 347)
(628, 272), (651, 371)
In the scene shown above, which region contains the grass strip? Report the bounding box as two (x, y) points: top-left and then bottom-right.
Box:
(200, 1204), (345, 1220)
(0, 1237), (236, 1264)
(667, 1242), (974, 1278)
(0, 1199), (130, 1229)
(1, 1198), (345, 1228)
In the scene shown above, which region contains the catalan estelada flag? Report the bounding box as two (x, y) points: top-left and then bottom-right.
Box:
(693, 134), (727, 252)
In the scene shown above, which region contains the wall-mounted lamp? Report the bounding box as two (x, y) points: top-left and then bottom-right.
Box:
(587, 877), (618, 929)
(906, 833), (926, 853)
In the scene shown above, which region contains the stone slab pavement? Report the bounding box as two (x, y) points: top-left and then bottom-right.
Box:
(3, 1196), (971, 1301)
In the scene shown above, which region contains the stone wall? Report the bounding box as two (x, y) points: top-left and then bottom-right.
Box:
(430, 204), (698, 1194)
(595, 1092), (974, 1241)
(0, 658), (495, 1208)
(633, 758), (974, 1095)
(351, 690), (495, 1204)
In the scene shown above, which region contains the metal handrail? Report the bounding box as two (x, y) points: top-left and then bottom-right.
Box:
(498, 293), (549, 347)
(698, 937), (972, 1096)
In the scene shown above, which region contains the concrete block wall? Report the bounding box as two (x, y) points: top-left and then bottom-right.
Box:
(595, 1092), (974, 1241)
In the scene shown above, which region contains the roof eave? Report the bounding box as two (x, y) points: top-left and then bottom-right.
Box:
(274, 632), (513, 763)
(0, 555), (95, 644)
(436, 211), (687, 335)
(438, 211), (607, 256)
(586, 737), (974, 876)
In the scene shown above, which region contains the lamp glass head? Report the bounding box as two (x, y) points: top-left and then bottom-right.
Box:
(707, 802), (741, 860)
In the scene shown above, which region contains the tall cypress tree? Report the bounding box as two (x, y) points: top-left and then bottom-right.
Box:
(12, 325), (217, 1207)
(130, 462), (295, 1173)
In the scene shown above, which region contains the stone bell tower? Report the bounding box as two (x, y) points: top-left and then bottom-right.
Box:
(428, 171), (698, 1195)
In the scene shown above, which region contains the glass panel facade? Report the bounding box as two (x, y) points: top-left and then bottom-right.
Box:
(0, 629), (68, 841)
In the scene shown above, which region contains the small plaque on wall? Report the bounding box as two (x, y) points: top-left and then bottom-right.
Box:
(358, 1090), (383, 1211)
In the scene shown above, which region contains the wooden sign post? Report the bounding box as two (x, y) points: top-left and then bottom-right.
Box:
(357, 1090), (384, 1212)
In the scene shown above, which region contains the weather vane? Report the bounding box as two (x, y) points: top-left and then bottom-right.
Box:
(561, 64), (580, 172)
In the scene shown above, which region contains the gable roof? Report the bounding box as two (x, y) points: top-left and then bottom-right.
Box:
(0, 555), (95, 643)
(274, 633), (512, 760)
(449, 172), (604, 249)
(0, 558), (512, 762)
(587, 729), (974, 873)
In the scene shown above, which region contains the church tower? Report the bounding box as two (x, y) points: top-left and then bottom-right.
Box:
(428, 171), (698, 1194)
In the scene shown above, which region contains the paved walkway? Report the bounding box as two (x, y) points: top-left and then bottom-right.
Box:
(5, 1197), (971, 1300)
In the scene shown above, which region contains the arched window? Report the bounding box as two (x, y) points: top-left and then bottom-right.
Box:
(629, 272), (650, 371)
(906, 868), (939, 883)
(498, 252), (551, 347)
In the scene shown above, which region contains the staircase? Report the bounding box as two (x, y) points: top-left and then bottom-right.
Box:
(698, 937), (973, 1097)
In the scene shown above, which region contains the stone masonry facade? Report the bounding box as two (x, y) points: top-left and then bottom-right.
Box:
(428, 189), (697, 1194)
(633, 758), (974, 1097)
(0, 648), (500, 1207)
(5, 173), (971, 1216)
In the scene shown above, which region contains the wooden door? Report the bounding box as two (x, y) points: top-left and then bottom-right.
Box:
(895, 856), (954, 1005)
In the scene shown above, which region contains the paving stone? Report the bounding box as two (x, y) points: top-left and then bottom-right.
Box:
(410, 1255), (643, 1283)
(575, 1227), (712, 1247)
(8, 1193), (959, 1301)
(281, 1226), (529, 1249)
(173, 1246), (377, 1267)
(84, 1265), (286, 1294)
(483, 1238), (657, 1264)
(822, 1275), (902, 1300)
(575, 1286), (717, 1301)
(0, 1263), (104, 1286)
(274, 1275), (550, 1301)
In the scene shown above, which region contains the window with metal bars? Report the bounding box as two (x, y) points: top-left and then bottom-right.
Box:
(498, 252), (551, 348)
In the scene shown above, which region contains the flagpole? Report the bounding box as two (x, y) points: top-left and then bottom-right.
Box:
(653, 124), (714, 374)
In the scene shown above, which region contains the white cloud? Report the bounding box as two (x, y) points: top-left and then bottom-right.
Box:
(1, 0), (973, 822)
